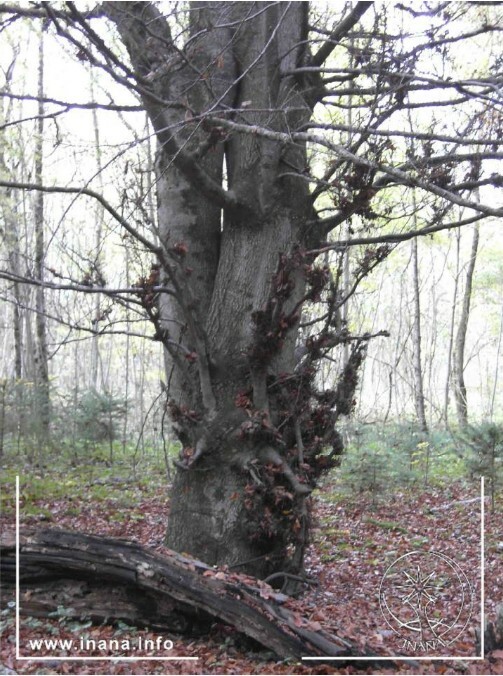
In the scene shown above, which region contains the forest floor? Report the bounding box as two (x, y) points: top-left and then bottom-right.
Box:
(0, 462), (502, 676)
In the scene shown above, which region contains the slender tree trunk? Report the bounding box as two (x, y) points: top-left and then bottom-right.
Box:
(89, 74), (104, 392)
(427, 263), (439, 418)
(489, 294), (503, 421)
(0, 75), (23, 385)
(0, 379), (6, 460)
(71, 341), (79, 459)
(383, 269), (407, 422)
(406, 104), (428, 432)
(33, 29), (50, 437)
(453, 224), (479, 427)
(23, 308), (35, 388)
(12, 292), (22, 380)
(122, 247), (130, 455)
(1, 176), (23, 382)
(411, 236), (428, 432)
(341, 36), (354, 369)
(444, 230), (461, 423)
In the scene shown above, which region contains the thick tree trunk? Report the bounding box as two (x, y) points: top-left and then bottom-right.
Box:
(1, 528), (386, 664)
(104, 2), (358, 580)
(162, 3), (314, 577)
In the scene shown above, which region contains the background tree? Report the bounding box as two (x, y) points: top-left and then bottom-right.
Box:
(411, 232), (428, 433)
(0, 1), (502, 580)
(453, 223), (480, 427)
(33, 27), (50, 438)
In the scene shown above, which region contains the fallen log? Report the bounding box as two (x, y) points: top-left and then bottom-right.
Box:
(477, 605), (503, 655)
(1, 528), (390, 665)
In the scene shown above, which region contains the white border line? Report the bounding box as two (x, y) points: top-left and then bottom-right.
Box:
(14, 475), (486, 664)
(15, 657), (200, 662)
(303, 476), (486, 662)
(15, 475), (198, 662)
(481, 475), (485, 657)
(15, 476), (20, 660)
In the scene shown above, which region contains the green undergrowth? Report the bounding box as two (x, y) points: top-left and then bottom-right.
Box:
(327, 421), (494, 500)
(0, 440), (175, 519)
(312, 421), (502, 524)
(2, 421), (501, 521)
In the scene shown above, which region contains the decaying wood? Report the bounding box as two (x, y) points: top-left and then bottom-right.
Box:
(1, 528), (391, 664)
(477, 605), (503, 654)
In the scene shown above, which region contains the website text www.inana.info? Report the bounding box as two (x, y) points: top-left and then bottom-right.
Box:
(26, 636), (175, 654)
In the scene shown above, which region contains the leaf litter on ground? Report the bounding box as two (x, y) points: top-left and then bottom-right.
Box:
(1, 471), (502, 675)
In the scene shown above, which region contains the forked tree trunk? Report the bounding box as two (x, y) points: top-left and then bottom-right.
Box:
(104, 1), (366, 580)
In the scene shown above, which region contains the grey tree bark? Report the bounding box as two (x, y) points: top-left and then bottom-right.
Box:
(411, 236), (428, 433)
(33, 29), (50, 436)
(89, 71), (105, 392)
(444, 231), (461, 423)
(453, 223), (480, 427)
(103, 1), (365, 578)
(0, 56), (23, 381)
(0, 145), (23, 382)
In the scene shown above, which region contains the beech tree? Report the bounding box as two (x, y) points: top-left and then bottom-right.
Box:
(0, 1), (502, 580)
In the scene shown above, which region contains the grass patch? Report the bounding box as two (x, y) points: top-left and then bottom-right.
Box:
(0, 438), (175, 523)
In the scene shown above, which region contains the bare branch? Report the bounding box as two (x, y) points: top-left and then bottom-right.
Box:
(197, 117), (503, 219)
(0, 3), (103, 19)
(300, 121), (502, 148)
(0, 180), (160, 254)
(312, 214), (486, 253)
(310, 2), (373, 68)
(0, 90), (143, 112)
(0, 270), (173, 298)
